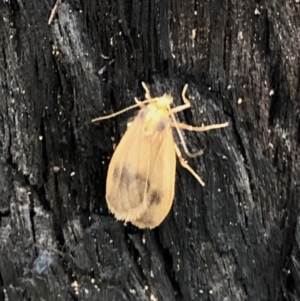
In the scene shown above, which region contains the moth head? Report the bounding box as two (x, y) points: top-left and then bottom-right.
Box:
(156, 94), (173, 108)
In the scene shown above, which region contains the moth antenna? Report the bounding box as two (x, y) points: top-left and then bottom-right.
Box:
(91, 99), (156, 122)
(171, 84), (191, 114)
(181, 84), (190, 105)
(141, 82), (152, 99)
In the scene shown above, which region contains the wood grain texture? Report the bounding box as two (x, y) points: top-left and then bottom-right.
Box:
(0, 0), (299, 300)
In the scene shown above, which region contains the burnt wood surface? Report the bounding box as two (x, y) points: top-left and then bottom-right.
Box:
(0, 1), (300, 301)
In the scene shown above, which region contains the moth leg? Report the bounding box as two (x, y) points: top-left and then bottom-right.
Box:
(173, 122), (229, 132)
(170, 121), (228, 157)
(170, 121), (203, 158)
(171, 85), (229, 133)
(174, 143), (205, 186)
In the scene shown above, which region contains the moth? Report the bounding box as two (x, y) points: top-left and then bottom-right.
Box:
(92, 83), (228, 229)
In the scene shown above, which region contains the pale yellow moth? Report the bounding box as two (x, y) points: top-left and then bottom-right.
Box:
(92, 83), (228, 229)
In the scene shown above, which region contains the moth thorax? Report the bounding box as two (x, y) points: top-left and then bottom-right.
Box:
(146, 104), (170, 121)
(141, 105), (170, 134)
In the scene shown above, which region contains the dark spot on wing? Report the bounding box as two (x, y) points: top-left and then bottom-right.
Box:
(113, 166), (135, 187)
(139, 106), (149, 119)
(114, 167), (160, 205)
(113, 167), (120, 180)
(114, 166), (148, 186)
(156, 118), (171, 132)
(134, 172), (149, 200)
(149, 190), (161, 205)
(134, 172), (160, 205)
(120, 167), (132, 187)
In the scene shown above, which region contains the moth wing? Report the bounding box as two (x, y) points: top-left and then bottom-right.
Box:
(132, 124), (176, 229)
(106, 110), (153, 221)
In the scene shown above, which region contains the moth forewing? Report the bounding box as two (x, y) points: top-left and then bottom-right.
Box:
(105, 109), (152, 221)
(131, 121), (176, 229)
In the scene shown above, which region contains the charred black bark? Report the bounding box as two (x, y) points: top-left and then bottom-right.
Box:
(0, 0), (299, 300)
